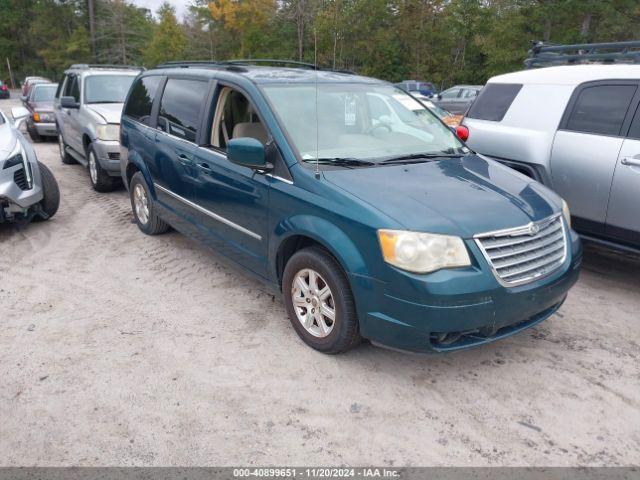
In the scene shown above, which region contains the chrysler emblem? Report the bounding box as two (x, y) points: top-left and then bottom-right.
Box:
(528, 224), (540, 236)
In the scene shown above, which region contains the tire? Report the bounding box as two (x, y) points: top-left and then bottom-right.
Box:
(87, 144), (118, 192)
(32, 161), (60, 222)
(282, 247), (361, 354)
(28, 125), (42, 143)
(58, 133), (75, 164)
(129, 171), (169, 235)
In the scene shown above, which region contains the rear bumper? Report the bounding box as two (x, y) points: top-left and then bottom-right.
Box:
(352, 230), (582, 353)
(93, 140), (121, 176)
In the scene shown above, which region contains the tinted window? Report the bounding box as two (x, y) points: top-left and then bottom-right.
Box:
(466, 83), (522, 122)
(62, 75), (75, 97)
(628, 103), (640, 140)
(158, 78), (209, 142)
(70, 77), (80, 102)
(124, 76), (162, 126)
(565, 85), (637, 136)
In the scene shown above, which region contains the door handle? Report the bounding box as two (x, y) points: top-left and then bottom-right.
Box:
(196, 162), (212, 171)
(621, 157), (640, 167)
(177, 154), (193, 165)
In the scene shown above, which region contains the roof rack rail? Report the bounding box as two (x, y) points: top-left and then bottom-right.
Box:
(156, 59), (320, 71)
(525, 40), (640, 68)
(68, 64), (144, 71)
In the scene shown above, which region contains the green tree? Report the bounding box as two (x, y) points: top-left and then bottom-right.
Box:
(144, 3), (187, 67)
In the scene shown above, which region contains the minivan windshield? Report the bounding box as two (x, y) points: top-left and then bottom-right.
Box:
(85, 75), (136, 104)
(262, 83), (466, 164)
(31, 85), (57, 102)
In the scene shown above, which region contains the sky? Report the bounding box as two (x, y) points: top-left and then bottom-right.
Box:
(131, 0), (189, 19)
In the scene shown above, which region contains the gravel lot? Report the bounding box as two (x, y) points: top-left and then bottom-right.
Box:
(1, 95), (639, 467)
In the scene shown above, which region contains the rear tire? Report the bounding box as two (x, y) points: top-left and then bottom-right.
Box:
(283, 247), (361, 354)
(87, 144), (118, 192)
(58, 133), (75, 164)
(129, 171), (169, 235)
(32, 161), (60, 222)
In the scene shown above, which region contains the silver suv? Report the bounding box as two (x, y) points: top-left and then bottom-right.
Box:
(54, 64), (142, 192)
(462, 64), (640, 252)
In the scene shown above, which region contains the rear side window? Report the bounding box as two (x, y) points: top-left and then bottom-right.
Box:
(158, 78), (209, 142)
(124, 76), (162, 126)
(466, 83), (522, 121)
(565, 85), (637, 136)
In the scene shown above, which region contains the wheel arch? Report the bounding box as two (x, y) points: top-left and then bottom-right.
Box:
(272, 216), (368, 290)
(123, 152), (155, 197)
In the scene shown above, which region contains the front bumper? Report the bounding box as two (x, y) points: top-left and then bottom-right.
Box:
(92, 140), (121, 176)
(352, 229), (582, 353)
(33, 122), (58, 137)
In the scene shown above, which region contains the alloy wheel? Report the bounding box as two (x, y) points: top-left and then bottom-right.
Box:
(291, 268), (336, 338)
(88, 151), (98, 185)
(133, 183), (149, 225)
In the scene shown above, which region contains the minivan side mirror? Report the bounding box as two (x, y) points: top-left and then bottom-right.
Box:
(227, 137), (271, 170)
(61, 96), (79, 109)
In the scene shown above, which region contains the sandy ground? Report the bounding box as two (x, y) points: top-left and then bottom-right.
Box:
(1, 95), (639, 467)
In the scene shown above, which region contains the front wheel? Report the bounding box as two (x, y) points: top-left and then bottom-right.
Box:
(129, 172), (169, 235)
(87, 145), (118, 192)
(32, 161), (60, 222)
(282, 247), (361, 354)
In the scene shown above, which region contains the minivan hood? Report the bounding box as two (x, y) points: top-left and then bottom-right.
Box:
(323, 155), (558, 238)
(86, 103), (124, 124)
(0, 123), (17, 157)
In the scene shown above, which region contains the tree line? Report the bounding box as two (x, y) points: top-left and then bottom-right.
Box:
(1, 0), (639, 88)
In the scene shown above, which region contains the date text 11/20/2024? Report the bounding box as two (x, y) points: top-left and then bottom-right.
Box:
(233, 468), (400, 478)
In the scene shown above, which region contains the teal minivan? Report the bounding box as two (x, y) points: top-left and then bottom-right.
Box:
(120, 61), (582, 354)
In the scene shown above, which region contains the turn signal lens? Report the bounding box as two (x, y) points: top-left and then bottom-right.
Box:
(33, 112), (40, 122)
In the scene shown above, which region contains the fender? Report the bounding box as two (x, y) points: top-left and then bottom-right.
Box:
(124, 150), (156, 199)
(270, 214), (370, 282)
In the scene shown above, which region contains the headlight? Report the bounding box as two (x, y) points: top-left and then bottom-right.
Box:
(3, 140), (33, 188)
(33, 112), (54, 123)
(562, 199), (571, 229)
(96, 124), (120, 141)
(378, 229), (471, 273)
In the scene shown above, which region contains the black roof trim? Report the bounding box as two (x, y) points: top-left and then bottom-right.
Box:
(155, 59), (355, 75)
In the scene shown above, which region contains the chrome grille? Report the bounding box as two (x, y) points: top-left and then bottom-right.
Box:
(475, 214), (566, 286)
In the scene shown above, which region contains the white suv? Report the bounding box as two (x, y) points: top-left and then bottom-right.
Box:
(462, 64), (640, 251)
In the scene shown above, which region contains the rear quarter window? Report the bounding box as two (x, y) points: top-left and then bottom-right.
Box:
(124, 76), (162, 126)
(466, 83), (522, 122)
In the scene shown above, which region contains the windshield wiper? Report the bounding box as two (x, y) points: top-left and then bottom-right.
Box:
(381, 152), (465, 164)
(313, 157), (376, 167)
